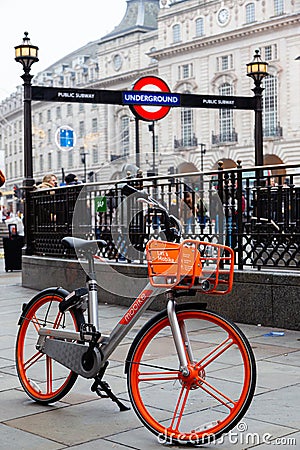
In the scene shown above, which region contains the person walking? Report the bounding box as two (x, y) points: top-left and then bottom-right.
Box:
(65, 173), (82, 185)
(37, 174), (58, 189)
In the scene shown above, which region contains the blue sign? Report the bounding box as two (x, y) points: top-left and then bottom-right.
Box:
(123, 91), (180, 107)
(59, 128), (74, 147)
(55, 126), (76, 150)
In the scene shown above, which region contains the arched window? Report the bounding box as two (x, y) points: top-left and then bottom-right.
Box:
(121, 116), (130, 156)
(195, 17), (204, 37)
(245, 3), (255, 23)
(172, 24), (181, 43)
(218, 83), (235, 142)
(263, 74), (279, 137)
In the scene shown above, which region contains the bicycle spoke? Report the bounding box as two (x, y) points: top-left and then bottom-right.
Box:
(138, 370), (180, 382)
(24, 349), (44, 371)
(196, 336), (234, 370)
(169, 383), (191, 431)
(53, 311), (64, 329)
(197, 376), (236, 410)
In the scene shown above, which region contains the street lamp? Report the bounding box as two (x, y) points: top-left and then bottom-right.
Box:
(246, 49), (268, 169)
(15, 32), (39, 254)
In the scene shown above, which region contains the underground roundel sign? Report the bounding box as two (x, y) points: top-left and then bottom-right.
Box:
(126, 76), (177, 122)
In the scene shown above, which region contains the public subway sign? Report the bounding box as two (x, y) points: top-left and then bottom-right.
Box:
(122, 92), (180, 107)
(127, 76), (174, 121)
(31, 86), (255, 111)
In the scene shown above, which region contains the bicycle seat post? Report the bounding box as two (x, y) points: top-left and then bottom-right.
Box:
(86, 251), (99, 331)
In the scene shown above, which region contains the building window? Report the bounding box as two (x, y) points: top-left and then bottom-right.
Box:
(217, 54), (233, 71)
(39, 112), (43, 124)
(245, 3), (255, 23)
(56, 106), (61, 119)
(263, 44), (277, 61)
(79, 104), (84, 113)
(274, 0), (284, 15)
(181, 108), (193, 146)
(48, 152), (52, 170)
(57, 151), (62, 169)
(68, 149), (73, 167)
(219, 83), (234, 142)
(195, 17), (204, 36)
(121, 116), (130, 156)
(92, 145), (99, 164)
(172, 24), (181, 43)
(47, 109), (51, 121)
(67, 104), (73, 116)
(47, 129), (51, 144)
(263, 74), (279, 137)
(178, 63), (193, 80)
(92, 118), (98, 133)
(19, 159), (22, 178)
(39, 154), (44, 173)
(79, 121), (85, 138)
(149, 47), (157, 64)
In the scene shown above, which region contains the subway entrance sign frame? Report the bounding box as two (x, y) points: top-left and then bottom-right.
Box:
(31, 86), (256, 111)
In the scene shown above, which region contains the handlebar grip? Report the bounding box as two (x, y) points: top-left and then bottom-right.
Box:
(121, 184), (149, 199)
(121, 184), (138, 197)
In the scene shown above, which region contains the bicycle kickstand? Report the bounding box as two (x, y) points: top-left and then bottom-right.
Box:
(91, 363), (130, 412)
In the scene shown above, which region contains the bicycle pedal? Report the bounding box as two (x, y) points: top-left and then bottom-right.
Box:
(59, 287), (88, 313)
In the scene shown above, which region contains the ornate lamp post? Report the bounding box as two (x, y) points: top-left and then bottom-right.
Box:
(246, 49), (268, 169)
(15, 32), (39, 254)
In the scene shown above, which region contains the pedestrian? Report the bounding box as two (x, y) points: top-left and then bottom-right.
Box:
(0, 169), (5, 187)
(65, 173), (82, 185)
(37, 174), (58, 189)
(1, 205), (8, 223)
(179, 191), (197, 234)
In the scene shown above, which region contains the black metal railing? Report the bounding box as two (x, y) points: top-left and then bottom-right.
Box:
(264, 123), (283, 138)
(174, 135), (198, 149)
(27, 162), (300, 270)
(212, 130), (238, 144)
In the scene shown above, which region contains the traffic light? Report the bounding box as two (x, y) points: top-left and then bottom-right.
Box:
(13, 184), (22, 199)
(168, 166), (176, 186)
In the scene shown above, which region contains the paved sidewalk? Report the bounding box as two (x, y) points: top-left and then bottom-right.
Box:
(0, 259), (299, 449)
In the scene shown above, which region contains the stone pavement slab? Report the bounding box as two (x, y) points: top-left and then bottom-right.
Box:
(0, 258), (299, 449)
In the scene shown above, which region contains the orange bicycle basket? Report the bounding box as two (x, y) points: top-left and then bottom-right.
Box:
(146, 239), (234, 294)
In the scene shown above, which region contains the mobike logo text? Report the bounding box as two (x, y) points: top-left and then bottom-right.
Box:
(119, 290), (153, 325)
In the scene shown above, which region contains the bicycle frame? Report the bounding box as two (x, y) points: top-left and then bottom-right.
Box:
(37, 257), (190, 373)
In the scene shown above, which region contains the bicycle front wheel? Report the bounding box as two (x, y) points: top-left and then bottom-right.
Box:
(127, 304), (256, 445)
(16, 288), (85, 404)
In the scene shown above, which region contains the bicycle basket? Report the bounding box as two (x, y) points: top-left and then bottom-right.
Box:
(146, 239), (234, 294)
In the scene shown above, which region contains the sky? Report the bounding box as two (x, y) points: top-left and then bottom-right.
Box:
(0, 0), (127, 102)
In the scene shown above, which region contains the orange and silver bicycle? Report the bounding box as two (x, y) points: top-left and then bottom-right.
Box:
(16, 184), (256, 446)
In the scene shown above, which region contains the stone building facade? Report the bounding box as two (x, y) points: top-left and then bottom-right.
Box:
(0, 0), (300, 198)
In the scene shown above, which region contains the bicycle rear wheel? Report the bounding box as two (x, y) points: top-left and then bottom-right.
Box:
(16, 288), (85, 404)
(127, 304), (256, 445)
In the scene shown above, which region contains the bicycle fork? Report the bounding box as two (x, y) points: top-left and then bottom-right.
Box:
(166, 292), (193, 377)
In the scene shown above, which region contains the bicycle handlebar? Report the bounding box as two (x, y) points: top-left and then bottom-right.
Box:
(121, 184), (181, 242)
